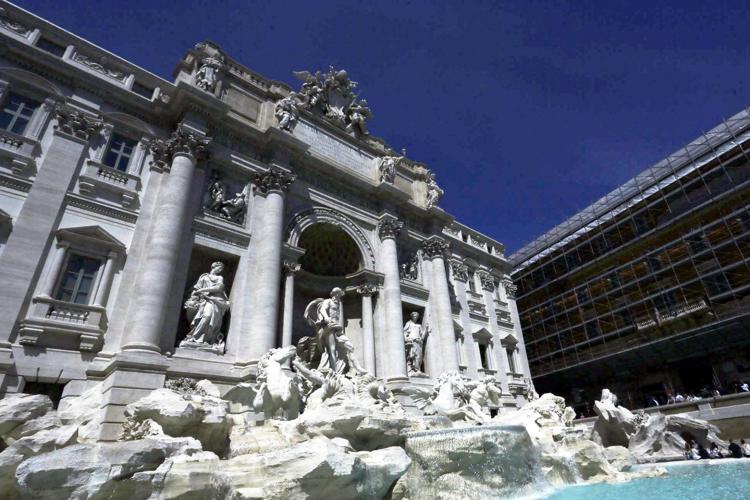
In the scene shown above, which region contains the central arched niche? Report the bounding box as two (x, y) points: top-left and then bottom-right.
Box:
(291, 222), (365, 360)
(297, 223), (362, 276)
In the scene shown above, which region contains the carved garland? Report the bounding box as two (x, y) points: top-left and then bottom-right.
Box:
(477, 271), (495, 292)
(54, 106), (103, 141)
(148, 129), (211, 169)
(421, 236), (450, 260)
(377, 215), (403, 241)
(254, 167), (296, 195)
(449, 260), (469, 282)
(286, 207), (376, 268)
(502, 278), (518, 299)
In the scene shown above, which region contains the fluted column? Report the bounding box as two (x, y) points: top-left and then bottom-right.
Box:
(123, 129), (210, 353)
(377, 215), (408, 379)
(244, 168), (295, 361)
(280, 261), (300, 348)
(357, 283), (378, 374)
(422, 236), (459, 373)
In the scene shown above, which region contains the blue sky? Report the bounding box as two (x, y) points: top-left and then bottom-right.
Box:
(16, 0), (750, 253)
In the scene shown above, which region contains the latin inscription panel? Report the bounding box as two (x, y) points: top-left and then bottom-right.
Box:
(293, 120), (375, 179)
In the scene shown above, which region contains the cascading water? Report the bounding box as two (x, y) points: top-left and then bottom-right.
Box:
(394, 425), (551, 499)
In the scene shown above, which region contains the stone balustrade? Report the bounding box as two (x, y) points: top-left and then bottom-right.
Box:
(18, 295), (108, 351)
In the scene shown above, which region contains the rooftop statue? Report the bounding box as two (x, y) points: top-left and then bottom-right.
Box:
(274, 91), (301, 132)
(377, 154), (404, 184)
(425, 171), (444, 210)
(194, 54), (224, 93)
(292, 67), (372, 136)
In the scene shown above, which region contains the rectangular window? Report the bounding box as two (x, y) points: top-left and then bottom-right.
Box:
(506, 347), (517, 373)
(36, 38), (66, 57)
(103, 134), (137, 172)
(0, 93), (40, 135)
(478, 343), (490, 369)
(704, 272), (730, 296)
(132, 82), (154, 99)
(55, 254), (102, 305)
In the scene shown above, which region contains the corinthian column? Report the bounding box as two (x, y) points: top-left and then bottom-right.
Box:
(243, 167), (295, 362)
(123, 129), (210, 353)
(377, 215), (407, 379)
(422, 236), (459, 373)
(280, 260), (300, 348)
(356, 283), (378, 374)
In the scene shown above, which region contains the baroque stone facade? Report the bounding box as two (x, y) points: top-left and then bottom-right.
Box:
(0, 4), (532, 438)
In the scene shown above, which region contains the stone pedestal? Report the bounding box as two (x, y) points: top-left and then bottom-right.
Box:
(377, 215), (407, 380)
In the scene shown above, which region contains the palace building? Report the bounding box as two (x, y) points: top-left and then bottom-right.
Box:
(511, 102), (750, 413)
(0, 3), (532, 438)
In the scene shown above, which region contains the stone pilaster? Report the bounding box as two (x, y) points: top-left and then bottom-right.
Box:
(0, 105), (100, 391)
(240, 167), (295, 364)
(376, 214), (408, 380)
(502, 276), (533, 388)
(122, 128), (210, 353)
(422, 236), (459, 373)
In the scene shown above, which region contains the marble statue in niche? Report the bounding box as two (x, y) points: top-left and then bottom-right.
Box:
(275, 92), (301, 132)
(403, 312), (429, 376)
(180, 261), (230, 353)
(426, 171), (444, 210)
(304, 287), (366, 375)
(399, 257), (419, 281)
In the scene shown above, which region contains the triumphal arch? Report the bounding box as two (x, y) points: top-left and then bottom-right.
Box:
(0, 4), (533, 437)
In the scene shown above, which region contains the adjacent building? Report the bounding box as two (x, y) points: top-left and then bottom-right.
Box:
(511, 103), (750, 413)
(0, 2), (532, 438)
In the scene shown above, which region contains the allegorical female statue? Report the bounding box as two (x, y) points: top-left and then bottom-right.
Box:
(403, 312), (429, 375)
(182, 261), (230, 350)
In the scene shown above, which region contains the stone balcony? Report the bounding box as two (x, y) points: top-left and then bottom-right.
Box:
(18, 295), (108, 352)
(0, 128), (38, 176)
(78, 160), (141, 208)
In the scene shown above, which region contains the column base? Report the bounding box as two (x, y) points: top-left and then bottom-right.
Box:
(121, 341), (163, 354)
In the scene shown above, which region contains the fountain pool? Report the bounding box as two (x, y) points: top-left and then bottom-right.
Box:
(541, 458), (750, 500)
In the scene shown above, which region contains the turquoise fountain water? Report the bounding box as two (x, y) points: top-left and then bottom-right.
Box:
(541, 459), (750, 500)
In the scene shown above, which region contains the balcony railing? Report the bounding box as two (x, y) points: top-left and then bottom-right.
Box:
(18, 295), (108, 351)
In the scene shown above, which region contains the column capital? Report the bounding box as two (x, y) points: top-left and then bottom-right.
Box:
(355, 283), (378, 296)
(449, 259), (468, 282)
(254, 167), (296, 195)
(148, 128), (211, 170)
(282, 260), (301, 275)
(53, 105), (102, 141)
(421, 236), (450, 260)
(502, 277), (517, 299)
(377, 214), (403, 240)
(477, 270), (495, 292)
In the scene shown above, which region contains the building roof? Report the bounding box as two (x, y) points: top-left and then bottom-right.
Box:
(510, 105), (750, 271)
